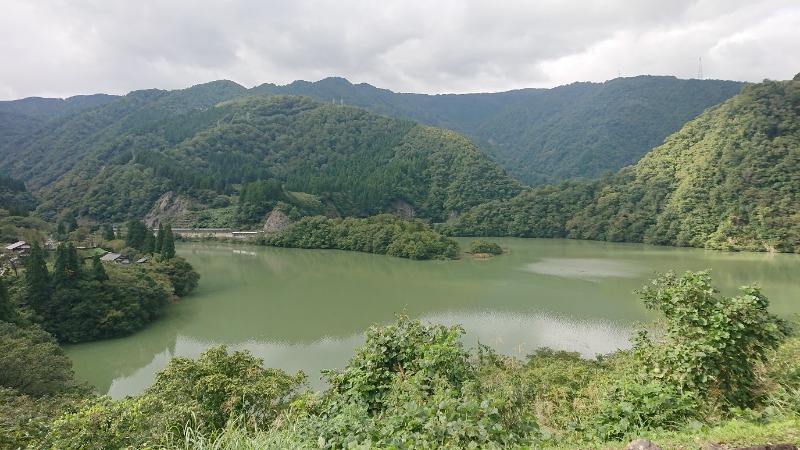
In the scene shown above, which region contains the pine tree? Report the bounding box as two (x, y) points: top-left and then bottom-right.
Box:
(155, 223), (165, 254)
(125, 220), (148, 251)
(23, 242), (51, 317)
(0, 277), (15, 322)
(91, 255), (109, 282)
(161, 225), (176, 260)
(103, 225), (116, 241)
(144, 230), (156, 254)
(53, 243), (82, 288)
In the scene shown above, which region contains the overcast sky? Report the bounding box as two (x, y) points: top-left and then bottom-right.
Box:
(1, 0), (798, 100)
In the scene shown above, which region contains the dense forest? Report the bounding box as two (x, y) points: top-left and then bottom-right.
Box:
(0, 75), (743, 194)
(3, 223), (198, 343)
(0, 172), (37, 217)
(254, 75), (745, 186)
(260, 214), (461, 260)
(444, 77), (800, 253)
(0, 92), (523, 227)
(0, 94), (116, 148)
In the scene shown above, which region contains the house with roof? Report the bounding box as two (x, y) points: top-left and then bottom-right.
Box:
(5, 241), (31, 255)
(99, 252), (130, 264)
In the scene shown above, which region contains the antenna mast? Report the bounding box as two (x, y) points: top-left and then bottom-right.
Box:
(698, 57), (703, 80)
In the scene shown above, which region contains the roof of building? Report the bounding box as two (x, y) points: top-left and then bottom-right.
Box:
(5, 241), (29, 251)
(99, 252), (123, 261)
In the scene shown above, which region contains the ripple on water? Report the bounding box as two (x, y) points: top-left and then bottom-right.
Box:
(520, 258), (643, 281)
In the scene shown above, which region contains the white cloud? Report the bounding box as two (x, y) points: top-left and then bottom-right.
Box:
(0, 0), (797, 100)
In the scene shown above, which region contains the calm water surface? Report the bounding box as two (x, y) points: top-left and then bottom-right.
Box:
(64, 238), (800, 398)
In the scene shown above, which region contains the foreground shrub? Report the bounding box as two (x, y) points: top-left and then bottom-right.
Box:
(633, 270), (790, 408)
(146, 346), (307, 433)
(44, 395), (169, 450)
(308, 316), (539, 448)
(585, 380), (699, 441)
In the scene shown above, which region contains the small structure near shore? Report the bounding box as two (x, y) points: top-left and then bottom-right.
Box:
(5, 241), (31, 255)
(100, 253), (130, 264)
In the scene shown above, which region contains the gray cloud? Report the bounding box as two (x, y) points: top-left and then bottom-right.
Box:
(1, 0), (797, 100)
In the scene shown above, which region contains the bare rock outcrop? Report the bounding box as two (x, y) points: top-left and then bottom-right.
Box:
(263, 210), (293, 234)
(145, 192), (190, 228)
(387, 199), (416, 219)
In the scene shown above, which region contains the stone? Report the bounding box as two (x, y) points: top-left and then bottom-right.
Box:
(626, 439), (663, 450)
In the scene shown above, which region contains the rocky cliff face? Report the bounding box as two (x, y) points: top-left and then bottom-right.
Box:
(145, 192), (190, 228)
(263, 210), (293, 233)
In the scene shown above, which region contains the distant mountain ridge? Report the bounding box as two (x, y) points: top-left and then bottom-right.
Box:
(1, 76), (745, 187)
(0, 94), (116, 148)
(253, 76), (746, 185)
(444, 77), (800, 253)
(0, 91), (523, 225)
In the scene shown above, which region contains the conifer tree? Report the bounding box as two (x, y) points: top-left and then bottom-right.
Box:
(0, 277), (15, 322)
(53, 243), (82, 288)
(23, 242), (51, 316)
(161, 225), (176, 260)
(125, 220), (148, 251)
(144, 230), (156, 254)
(91, 255), (109, 282)
(103, 225), (116, 241)
(154, 223), (165, 254)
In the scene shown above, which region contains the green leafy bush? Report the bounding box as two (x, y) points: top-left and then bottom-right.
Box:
(468, 239), (503, 255)
(307, 316), (539, 448)
(44, 395), (169, 450)
(145, 346), (306, 433)
(633, 270), (790, 408)
(585, 380), (698, 442)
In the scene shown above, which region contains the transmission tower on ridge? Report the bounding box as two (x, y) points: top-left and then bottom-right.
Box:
(698, 57), (703, 80)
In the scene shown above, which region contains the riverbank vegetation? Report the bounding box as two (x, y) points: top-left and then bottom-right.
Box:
(467, 239), (504, 256)
(2, 229), (198, 343)
(2, 271), (798, 449)
(259, 214), (461, 260)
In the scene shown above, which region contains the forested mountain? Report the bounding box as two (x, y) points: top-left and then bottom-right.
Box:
(0, 94), (116, 148)
(445, 77), (800, 253)
(472, 76), (745, 185)
(2, 76), (744, 190)
(252, 76), (745, 185)
(0, 89), (523, 226)
(0, 172), (37, 217)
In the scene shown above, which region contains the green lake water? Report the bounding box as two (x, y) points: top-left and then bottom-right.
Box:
(64, 238), (800, 398)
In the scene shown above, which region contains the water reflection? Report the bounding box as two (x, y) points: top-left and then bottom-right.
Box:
(101, 310), (632, 398)
(520, 258), (644, 281)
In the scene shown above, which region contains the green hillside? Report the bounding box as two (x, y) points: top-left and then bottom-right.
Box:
(1, 77), (743, 193)
(0, 94), (116, 148)
(445, 77), (800, 253)
(1, 89), (522, 225)
(0, 172), (37, 217)
(474, 76), (745, 185)
(253, 76), (745, 186)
